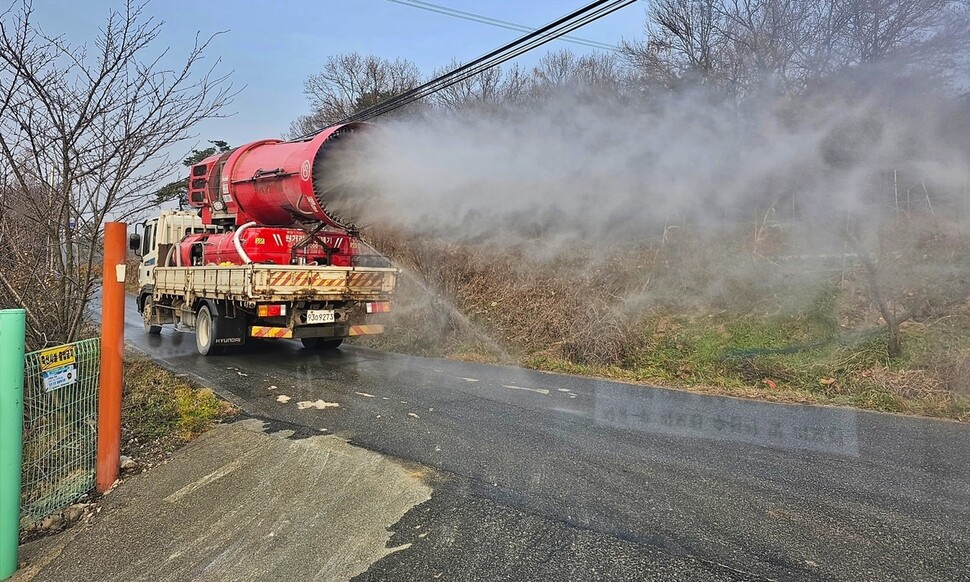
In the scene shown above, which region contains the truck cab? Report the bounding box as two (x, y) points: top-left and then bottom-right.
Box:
(129, 211), (221, 308)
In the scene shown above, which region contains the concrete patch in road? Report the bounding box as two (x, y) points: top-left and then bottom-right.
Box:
(16, 419), (433, 582)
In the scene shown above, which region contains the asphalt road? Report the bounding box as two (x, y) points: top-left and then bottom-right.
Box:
(124, 297), (970, 581)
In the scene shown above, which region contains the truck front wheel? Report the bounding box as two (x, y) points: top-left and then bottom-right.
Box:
(301, 337), (343, 350)
(196, 304), (224, 356)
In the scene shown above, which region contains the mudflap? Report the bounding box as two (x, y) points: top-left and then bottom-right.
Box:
(293, 324), (347, 340)
(206, 300), (248, 347)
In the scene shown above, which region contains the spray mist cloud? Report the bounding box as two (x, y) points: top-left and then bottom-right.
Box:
(331, 74), (969, 249)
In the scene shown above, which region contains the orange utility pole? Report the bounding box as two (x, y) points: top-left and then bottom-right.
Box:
(97, 222), (126, 492)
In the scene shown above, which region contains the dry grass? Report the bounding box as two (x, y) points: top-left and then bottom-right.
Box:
(355, 219), (970, 421)
(123, 354), (237, 461)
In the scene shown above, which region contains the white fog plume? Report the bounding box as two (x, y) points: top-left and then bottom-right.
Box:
(330, 74), (969, 248)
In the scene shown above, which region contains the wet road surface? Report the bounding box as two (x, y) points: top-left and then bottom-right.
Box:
(124, 297), (970, 581)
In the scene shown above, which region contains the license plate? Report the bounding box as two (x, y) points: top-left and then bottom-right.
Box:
(306, 309), (335, 324)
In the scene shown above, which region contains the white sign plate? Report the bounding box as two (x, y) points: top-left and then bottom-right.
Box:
(42, 365), (78, 392)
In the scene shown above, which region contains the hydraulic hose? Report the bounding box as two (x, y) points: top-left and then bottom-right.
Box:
(164, 244), (181, 267)
(233, 221), (257, 265)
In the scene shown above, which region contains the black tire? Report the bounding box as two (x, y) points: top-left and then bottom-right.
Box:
(195, 304), (224, 356)
(143, 295), (162, 335)
(301, 337), (343, 350)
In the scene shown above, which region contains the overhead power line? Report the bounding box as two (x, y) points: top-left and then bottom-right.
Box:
(340, 0), (636, 124)
(292, 0), (636, 137)
(387, 0), (619, 52)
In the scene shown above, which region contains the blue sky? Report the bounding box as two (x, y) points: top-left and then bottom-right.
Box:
(32, 1), (648, 146)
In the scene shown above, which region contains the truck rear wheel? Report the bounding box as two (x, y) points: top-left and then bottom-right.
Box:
(301, 337), (343, 350)
(196, 304), (225, 356)
(143, 295), (162, 335)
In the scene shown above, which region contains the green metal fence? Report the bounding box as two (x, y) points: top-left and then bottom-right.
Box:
(20, 339), (100, 527)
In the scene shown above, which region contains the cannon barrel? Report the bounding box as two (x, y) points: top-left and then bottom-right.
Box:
(188, 123), (369, 230)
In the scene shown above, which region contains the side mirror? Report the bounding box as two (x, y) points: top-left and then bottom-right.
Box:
(128, 233), (142, 253)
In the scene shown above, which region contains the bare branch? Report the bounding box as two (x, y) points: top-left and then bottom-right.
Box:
(0, 0), (232, 348)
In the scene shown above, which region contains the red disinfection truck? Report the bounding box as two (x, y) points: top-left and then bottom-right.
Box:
(129, 123), (397, 355)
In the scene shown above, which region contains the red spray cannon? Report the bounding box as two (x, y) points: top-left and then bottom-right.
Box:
(187, 123), (369, 230)
(172, 123), (389, 267)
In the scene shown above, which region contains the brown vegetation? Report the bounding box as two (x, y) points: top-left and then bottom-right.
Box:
(0, 0), (231, 350)
(358, 214), (970, 420)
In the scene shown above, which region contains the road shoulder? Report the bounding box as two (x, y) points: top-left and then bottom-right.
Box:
(14, 419), (432, 582)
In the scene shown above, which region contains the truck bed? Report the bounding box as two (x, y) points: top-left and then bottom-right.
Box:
(152, 264), (398, 302)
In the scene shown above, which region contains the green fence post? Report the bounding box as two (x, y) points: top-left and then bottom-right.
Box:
(0, 309), (25, 580)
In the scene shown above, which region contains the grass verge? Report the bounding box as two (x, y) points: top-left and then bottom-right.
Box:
(122, 353), (238, 465)
(524, 309), (970, 422)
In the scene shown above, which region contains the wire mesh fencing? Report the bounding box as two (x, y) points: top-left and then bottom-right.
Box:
(20, 338), (100, 527)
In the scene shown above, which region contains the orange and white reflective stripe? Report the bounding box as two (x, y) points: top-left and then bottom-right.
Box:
(310, 273), (345, 287)
(250, 326), (293, 338)
(268, 272), (292, 286)
(267, 272), (317, 287)
(347, 273), (385, 287)
(348, 325), (384, 336)
(265, 271), (386, 288)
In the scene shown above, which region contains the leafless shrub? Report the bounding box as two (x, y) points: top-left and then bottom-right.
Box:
(0, 0), (232, 349)
(930, 351), (970, 395)
(363, 225), (818, 366)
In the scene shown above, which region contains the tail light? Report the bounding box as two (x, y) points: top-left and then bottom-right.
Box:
(366, 301), (391, 314)
(258, 304), (287, 317)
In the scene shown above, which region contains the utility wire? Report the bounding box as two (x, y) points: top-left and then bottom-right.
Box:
(348, 0), (634, 124)
(291, 0), (636, 139)
(386, 0), (619, 52)
(349, 0), (634, 121)
(348, 1), (633, 122)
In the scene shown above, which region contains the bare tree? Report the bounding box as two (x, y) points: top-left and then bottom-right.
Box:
(623, 0), (970, 97)
(429, 61), (544, 111)
(527, 49), (627, 100)
(573, 52), (626, 89)
(531, 49), (581, 90)
(431, 60), (507, 111)
(621, 0), (733, 92)
(497, 63), (532, 105)
(0, 0), (232, 349)
(845, 0), (970, 80)
(289, 53), (421, 136)
(842, 209), (970, 359)
(290, 49), (629, 123)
